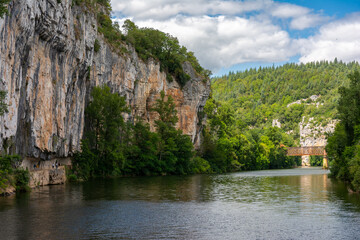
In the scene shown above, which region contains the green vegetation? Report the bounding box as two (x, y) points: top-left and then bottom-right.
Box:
(72, 0), (209, 87)
(72, 86), (195, 179)
(310, 156), (323, 166)
(198, 96), (300, 172)
(0, 0), (10, 18)
(0, 155), (30, 194)
(72, 0), (111, 14)
(0, 90), (7, 116)
(204, 61), (360, 171)
(97, 12), (124, 49)
(212, 61), (360, 143)
(94, 39), (100, 52)
(0, 91), (30, 195)
(122, 20), (210, 87)
(327, 71), (360, 191)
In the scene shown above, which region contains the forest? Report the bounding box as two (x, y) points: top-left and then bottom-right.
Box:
(212, 61), (360, 141)
(1, 0), (360, 184)
(326, 71), (360, 192)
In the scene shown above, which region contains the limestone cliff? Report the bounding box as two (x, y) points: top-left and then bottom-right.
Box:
(0, 0), (210, 159)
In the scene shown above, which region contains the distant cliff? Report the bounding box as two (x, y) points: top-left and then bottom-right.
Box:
(0, 0), (210, 159)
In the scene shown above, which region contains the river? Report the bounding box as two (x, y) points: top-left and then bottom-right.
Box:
(0, 167), (360, 239)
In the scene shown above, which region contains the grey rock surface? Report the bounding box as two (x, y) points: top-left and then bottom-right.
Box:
(0, 0), (210, 159)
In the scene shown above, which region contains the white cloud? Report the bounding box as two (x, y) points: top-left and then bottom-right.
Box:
(298, 13), (360, 63)
(110, 0), (360, 72)
(111, 0), (272, 20)
(270, 3), (309, 18)
(290, 14), (328, 30)
(115, 15), (294, 70)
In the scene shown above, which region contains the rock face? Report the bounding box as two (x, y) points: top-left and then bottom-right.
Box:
(299, 117), (337, 147)
(299, 117), (337, 166)
(0, 0), (210, 159)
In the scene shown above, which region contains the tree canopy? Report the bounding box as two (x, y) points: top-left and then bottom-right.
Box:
(327, 71), (360, 191)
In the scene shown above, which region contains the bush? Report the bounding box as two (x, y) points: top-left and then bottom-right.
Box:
(94, 39), (101, 52)
(14, 169), (30, 192)
(67, 174), (78, 182)
(191, 157), (211, 174)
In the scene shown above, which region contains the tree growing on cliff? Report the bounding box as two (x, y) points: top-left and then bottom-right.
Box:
(73, 85), (129, 178)
(152, 90), (194, 175)
(0, 0), (10, 18)
(0, 90), (7, 116)
(122, 20), (209, 87)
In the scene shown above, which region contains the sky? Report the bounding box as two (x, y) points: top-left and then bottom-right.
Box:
(110, 0), (360, 76)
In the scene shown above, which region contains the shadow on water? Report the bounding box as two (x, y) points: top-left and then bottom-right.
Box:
(0, 167), (360, 239)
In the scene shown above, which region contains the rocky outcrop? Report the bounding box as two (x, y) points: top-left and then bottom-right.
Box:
(29, 167), (66, 187)
(0, 0), (210, 159)
(299, 117), (337, 147)
(299, 117), (337, 166)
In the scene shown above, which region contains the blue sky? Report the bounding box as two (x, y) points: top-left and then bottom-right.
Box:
(110, 0), (360, 76)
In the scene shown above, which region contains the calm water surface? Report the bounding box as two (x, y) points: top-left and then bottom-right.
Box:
(1, 167), (360, 239)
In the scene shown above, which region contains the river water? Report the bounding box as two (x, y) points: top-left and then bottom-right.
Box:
(0, 167), (360, 239)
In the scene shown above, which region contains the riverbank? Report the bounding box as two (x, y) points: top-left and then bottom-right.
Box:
(1, 158), (71, 196)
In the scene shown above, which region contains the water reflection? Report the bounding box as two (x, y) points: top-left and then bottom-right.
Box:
(0, 168), (360, 240)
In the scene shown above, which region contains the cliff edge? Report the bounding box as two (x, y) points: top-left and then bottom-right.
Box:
(0, 0), (210, 160)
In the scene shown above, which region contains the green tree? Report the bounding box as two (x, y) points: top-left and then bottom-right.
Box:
(125, 120), (160, 176)
(337, 71), (360, 144)
(123, 20), (208, 87)
(0, 0), (10, 18)
(0, 90), (7, 116)
(73, 85), (129, 178)
(327, 71), (360, 190)
(153, 91), (194, 174)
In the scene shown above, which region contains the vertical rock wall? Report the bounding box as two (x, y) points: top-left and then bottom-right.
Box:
(0, 0), (210, 159)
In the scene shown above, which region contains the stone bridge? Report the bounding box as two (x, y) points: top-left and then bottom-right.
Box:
(286, 146), (328, 168)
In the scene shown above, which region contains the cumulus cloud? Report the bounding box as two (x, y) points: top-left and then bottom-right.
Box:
(115, 15), (294, 70)
(110, 0), (359, 72)
(270, 3), (309, 18)
(111, 0), (272, 20)
(297, 13), (360, 63)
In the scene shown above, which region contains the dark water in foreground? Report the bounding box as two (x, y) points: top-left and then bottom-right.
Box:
(1, 168), (360, 239)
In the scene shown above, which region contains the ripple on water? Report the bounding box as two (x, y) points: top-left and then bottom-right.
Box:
(0, 168), (359, 240)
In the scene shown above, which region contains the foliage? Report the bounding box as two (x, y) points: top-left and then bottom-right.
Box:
(0, 0), (10, 18)
(14, 169), (30, 192)
(326, 70), (360, 191)
(152, 91), (194, 175)
(97, 12), (124, 49)
(73, 0), (209, 87)
(123, 20), (210, 87)
(212, 61), (360, 143)
(73, 88), (201, 179)
(0, 90), (7, 116)
(0, 155), (29, 194)
(200, 96), (299, 173)
(124, 120), (160, 176)
(73, 85), (129, 179)
(94, 39), (101, 52)
(72, 0), (111, 14)
(310, 156), (323, 166)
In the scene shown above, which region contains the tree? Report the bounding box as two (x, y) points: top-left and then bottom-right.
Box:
(337, 71), (360, 144)
(124, 120), (160, 176)
(73, 85), (129, 178)
(122, 20), (208, 87)
(0, 90), (7, 116)
(152, 91), (193, 174)
(327, 71), (360, 190)
(0, 0), (10, 18)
